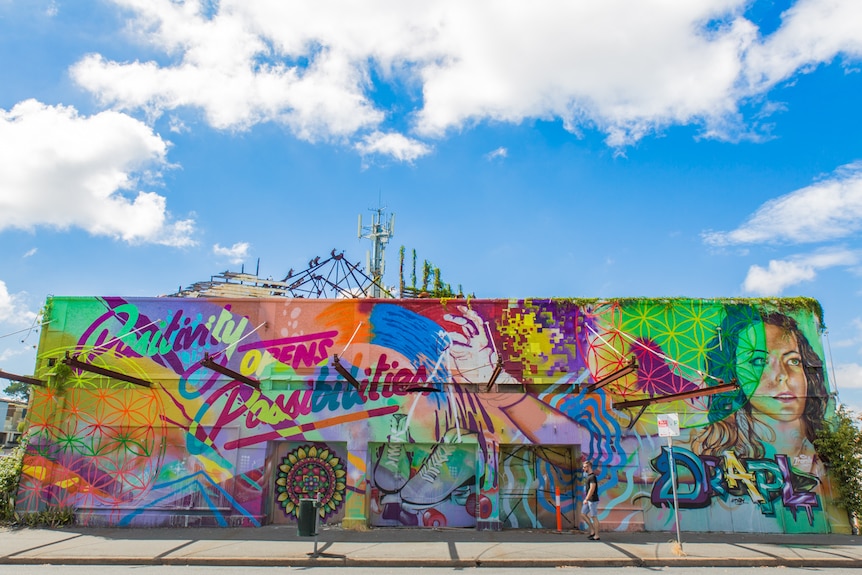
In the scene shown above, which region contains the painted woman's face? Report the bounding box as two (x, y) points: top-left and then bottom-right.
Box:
(743, 324), (807, 423)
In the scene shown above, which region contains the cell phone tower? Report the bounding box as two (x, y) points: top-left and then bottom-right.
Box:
(358, 205), (395, 298)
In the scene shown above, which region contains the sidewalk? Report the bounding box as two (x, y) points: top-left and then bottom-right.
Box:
(1, 524), (861, 568)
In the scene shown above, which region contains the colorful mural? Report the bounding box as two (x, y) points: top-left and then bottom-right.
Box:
(15, 296), (848, 533)
(369, 441), (477, 527)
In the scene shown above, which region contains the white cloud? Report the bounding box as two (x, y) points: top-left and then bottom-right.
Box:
(743, 0), (862, 92)
(485, 147), (507, 161)
(0, 320), (39, 376)
(168, 115), (188, 133)
(354, 131), (431, 163)
(829, 317), (862, 351)
(22, 248), (37, 258)
(742, 248), (859, 295)
(743, 259), (815, 295)
(66, 0), (862, 153)
(0, 280), (39, 374)
(0, 99), (195, 247)
(704, 162), (862, 246)
(71, 0), (386, 140)
(834, 362), (862, 390)
(0, 346), (31, 363)
(852, 317), (862, 356)
(0, 280), (37, 326)
(213, 242), (251, 265)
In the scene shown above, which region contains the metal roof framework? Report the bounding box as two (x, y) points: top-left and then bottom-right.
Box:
(170, 250), (391, 299)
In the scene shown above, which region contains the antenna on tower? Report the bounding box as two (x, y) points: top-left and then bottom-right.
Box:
(358, 202), (395, 298)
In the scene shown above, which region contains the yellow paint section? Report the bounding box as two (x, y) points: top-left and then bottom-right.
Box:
(347, 451), (366, 473)
(22, 464), (48, 481)
(723, 451), (764, 503)
(55, 478), (81, 489)
(501, 310), (562, 383)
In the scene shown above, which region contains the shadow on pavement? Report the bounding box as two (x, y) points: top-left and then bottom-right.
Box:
(16, 523), (859, 547)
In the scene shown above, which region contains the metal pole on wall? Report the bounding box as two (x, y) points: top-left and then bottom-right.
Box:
(667, 436), (683, 552)
(657, 412), (683, 553)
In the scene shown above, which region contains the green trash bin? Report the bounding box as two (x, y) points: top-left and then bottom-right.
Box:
(297, 498), (318, 537)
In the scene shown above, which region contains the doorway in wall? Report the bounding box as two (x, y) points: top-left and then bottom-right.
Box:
(368, 441), (478, 528)
(499, 445), (579, 529)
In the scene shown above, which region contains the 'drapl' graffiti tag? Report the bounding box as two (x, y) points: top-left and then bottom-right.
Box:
(650, 447), (821, 524)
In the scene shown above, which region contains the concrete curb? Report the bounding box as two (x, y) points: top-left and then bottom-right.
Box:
(3, 526), (861, 569)
(4, 555), (862, 568)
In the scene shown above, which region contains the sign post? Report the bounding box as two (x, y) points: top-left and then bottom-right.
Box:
(657, 413), (682, 552)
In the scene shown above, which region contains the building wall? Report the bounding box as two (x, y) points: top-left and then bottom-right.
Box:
(16, 296), (846, 533)
(0, 400), (8, 444)
(1, 398), (27, 445)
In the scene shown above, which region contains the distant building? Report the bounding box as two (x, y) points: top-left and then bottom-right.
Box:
(0, 397), (27, 446)
(14, 296), (849, 534)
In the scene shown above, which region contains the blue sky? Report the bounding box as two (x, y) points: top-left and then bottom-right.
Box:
(1, 0), (862, 408)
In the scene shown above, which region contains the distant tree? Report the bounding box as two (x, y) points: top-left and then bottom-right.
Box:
(2, 381), (29, 401)
(422, 260), (431, 292)
(397, 245), (470, 299)
(815, 405), (862, 532)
